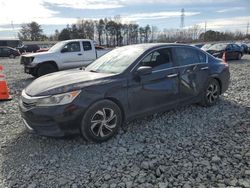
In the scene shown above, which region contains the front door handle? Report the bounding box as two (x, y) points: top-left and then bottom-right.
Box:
(201, 67), (209, 70)
(78, 53), (82, 56)
(167, 73), (178, 78)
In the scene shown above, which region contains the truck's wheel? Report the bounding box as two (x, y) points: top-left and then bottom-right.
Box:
(37, 64), (57, 77)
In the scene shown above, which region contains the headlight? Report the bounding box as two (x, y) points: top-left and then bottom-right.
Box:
(36, 90), (81, 107)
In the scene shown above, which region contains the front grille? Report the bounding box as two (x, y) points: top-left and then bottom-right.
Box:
(21, 56), (34, 65)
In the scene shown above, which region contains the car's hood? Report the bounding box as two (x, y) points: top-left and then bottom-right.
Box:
(22, 51), (54, 57)
(25, 70), (114, 96)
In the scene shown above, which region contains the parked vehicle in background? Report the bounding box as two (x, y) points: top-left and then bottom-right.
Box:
(236, 42), (249, 54)
(19, 43), (230, 142)
(95, 45), (106, 50)
(0, 46), (20, 58)
(36, 48), (49, 53)
(20, 39), (111, 77)
(205, 43), (243, 60)
(192, 43), (204, 48)
(0, 39), (22, 48)
(17, 44), (40, 54)
(201, 43), (214, 51)
(246, 43), (250, 54)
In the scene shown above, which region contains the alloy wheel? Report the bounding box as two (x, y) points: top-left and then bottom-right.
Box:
(90, 108), (117, 138)
(206, 84), (219, 104)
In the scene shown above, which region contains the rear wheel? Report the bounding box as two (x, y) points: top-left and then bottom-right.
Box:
(81, 100), (122, 143)
(200, 79), (220, 107)
(37, 63), (57, 77)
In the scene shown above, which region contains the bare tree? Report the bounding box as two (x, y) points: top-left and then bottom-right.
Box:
(96, 19), (105, 45)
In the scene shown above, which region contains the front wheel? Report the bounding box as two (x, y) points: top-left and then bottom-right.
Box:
(81, 100), (122, 143)
(200, 79), (221, 107)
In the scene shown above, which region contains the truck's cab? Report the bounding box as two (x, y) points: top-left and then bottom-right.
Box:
(21, 39), (110, 77)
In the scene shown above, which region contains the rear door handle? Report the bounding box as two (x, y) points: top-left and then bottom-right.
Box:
(78, 53), (82, 56)
(167, 73), (178, 78)
(201, 67), (209, 70)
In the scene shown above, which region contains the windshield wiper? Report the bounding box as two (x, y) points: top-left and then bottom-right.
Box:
(89, 70), (98, 73)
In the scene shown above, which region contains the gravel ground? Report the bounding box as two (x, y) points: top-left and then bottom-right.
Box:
(0, 56), (250, 188)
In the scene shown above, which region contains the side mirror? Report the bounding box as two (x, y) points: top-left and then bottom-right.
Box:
(61, 48), (68, 53)
(136, 66), (152, 76)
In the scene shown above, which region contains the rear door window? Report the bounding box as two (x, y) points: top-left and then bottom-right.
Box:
(173, 47), (204, 66)
(82, 41), (92, 51)
(198, 51), (207, 63)
(232, 44), (240, 50)
(227, 44), (233, 50)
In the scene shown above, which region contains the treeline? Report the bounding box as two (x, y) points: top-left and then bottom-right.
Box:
(200, 30), (248, 42)
(51, 17), (152, 47)
(18, 19), (250, 46)
(157, 27), (249, 43)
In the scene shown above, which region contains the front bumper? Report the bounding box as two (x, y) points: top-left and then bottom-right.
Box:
(19, 99), (86, 137)
(24, 66), (36, 75)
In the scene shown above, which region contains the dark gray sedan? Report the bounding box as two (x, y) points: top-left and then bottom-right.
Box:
(19, 44), (230, 142)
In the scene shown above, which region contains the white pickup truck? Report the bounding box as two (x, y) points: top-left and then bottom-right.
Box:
(20, 39), (110, 77)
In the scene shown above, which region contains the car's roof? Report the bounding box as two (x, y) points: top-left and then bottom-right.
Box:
(120, 43), (196, 51)
(62, 39), (93, 43)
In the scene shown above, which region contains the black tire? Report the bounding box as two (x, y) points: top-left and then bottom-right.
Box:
(81, 100), (122, 143)
(237, 52), (242, 60)
(200, 79), (221, 107)
(37, 63), (57, 77)
(31, 72), (37, 77)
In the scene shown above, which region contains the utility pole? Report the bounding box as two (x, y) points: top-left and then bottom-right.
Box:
(180, 8), (185, 29)
(11, 21), (16, 38)
(247, 22), (249, 36)
(204, 21), (207, 42)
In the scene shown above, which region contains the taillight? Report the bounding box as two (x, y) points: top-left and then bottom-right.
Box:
(222, 52), (228, 64)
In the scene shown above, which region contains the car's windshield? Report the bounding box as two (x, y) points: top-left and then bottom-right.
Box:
(49, 41), (67, 52)
(208, 43), (227, 51)
(85, 46), (145, 74)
